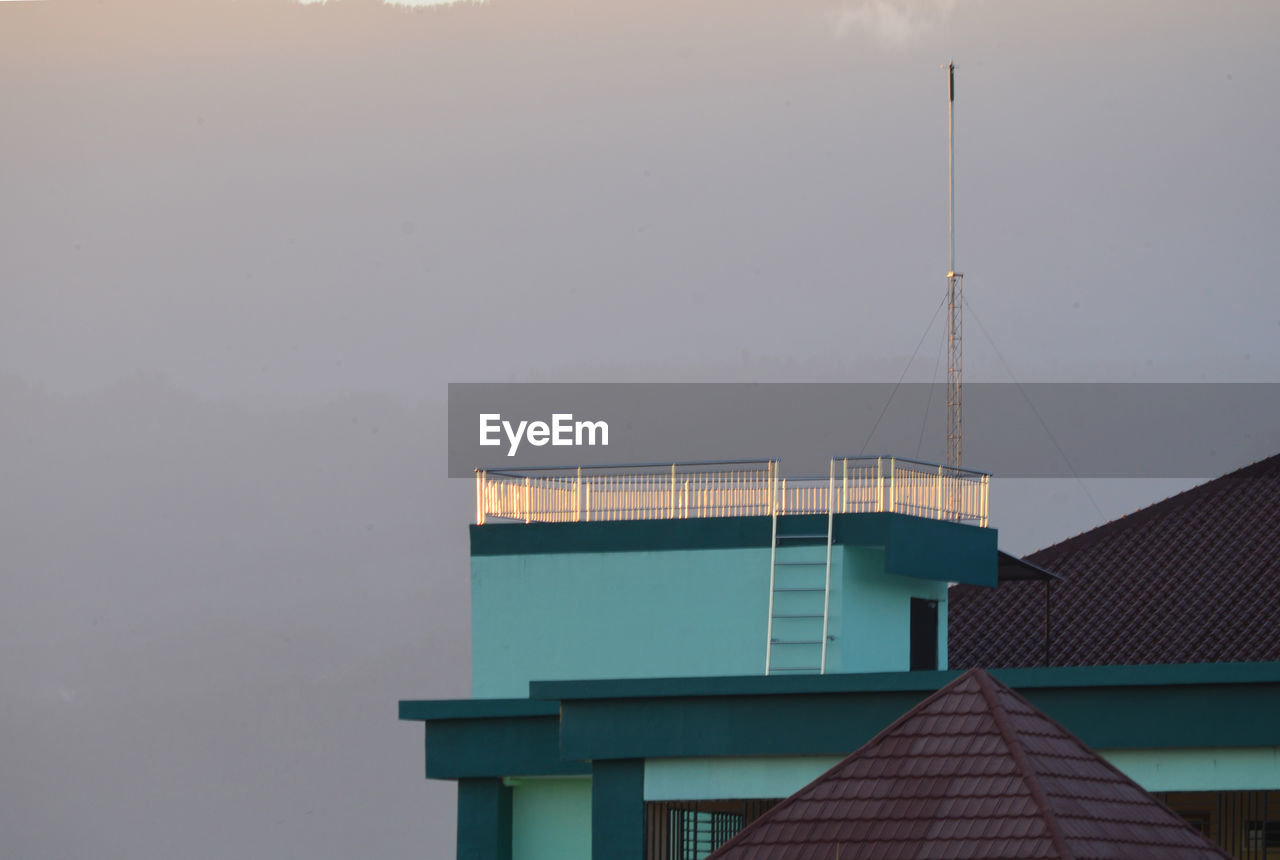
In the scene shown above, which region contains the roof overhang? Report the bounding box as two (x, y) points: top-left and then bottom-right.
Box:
(997, 549), (1061, 581)
(400, 662), (1280, 779)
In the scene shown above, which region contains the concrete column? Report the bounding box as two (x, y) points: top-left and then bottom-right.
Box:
(457, 778), (512, 860)
(591, 759), (644, 859)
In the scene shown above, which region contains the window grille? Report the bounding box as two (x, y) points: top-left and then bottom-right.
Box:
(669, 809), (743, 860)
(645, 800), (780, 860)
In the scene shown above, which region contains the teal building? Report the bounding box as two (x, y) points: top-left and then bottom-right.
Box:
(400, 458), (1280, 860)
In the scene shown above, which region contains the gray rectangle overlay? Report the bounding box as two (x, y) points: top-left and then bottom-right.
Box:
(448, 383), (1280, 478)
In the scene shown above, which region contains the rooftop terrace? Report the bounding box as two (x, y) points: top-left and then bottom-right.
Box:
(476, 456), (989, 527)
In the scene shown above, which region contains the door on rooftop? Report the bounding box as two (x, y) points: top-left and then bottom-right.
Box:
(910, 598), (938, 671)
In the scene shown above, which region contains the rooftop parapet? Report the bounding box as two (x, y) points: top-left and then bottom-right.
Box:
(476, 456), (989, 527)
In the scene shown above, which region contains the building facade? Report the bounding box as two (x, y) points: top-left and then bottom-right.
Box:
(400, 458), (1280, 860)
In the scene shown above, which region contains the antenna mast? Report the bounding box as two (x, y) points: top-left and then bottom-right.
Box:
(945, 61), (963, 470)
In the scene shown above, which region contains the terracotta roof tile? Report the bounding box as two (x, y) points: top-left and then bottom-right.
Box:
(951, 452), (1280, 668)
(707, 669), (1231, 860)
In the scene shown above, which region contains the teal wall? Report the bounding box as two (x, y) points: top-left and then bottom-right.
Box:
(642, 746), (1280, 806)
(473, 528), (959, 696)
(767, 536), (840, 674)
(840, 547), (948, 673)
(1102, 747), (1280, 792)
(510, 778), (591, 860)
(472, 548), (770, 698)
(640, 748), (1280, 804)
(645, 756), (841, 800)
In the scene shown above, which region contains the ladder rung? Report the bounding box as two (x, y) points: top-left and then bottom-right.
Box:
(768, 518), (830, 681)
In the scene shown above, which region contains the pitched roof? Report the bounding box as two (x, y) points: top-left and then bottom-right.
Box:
(950, 452), (1280, 668)
(707, 669), (1230, 860)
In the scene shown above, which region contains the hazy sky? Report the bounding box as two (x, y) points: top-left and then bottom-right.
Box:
(3, 0), (1278, 857)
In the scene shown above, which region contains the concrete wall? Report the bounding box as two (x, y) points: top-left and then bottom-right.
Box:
(644, 748), (1280, 804)
(473, 542), (953, 696)
(472, 547), (770, 698)
(511, 778), (591, 860)
(644, 757), (842, 801)
(471, 516), (969, 697)
(1103, 747), (1280, 792)
(840, 547), (948, 674)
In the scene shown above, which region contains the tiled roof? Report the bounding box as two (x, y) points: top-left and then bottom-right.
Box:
(706, 669), (1230, 860)
(950, 452), (1280, 668)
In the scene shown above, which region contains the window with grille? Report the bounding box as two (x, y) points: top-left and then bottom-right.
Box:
(669, 809), (742, 860)
(645, 800), (780, 860)
(1246, 820), (1280, 851)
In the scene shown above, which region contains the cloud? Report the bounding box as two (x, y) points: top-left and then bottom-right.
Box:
(830, 0), (955, 49)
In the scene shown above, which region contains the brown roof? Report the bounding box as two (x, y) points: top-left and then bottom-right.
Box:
(950, 452), (1280, 669)
(707, 669), (1230, 860)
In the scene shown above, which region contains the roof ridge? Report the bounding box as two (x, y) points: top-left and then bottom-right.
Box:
(981, 670), (1236, 860)
(1027, 450), (1280, 562)
(708, 669), (1238, 859)
(973, 669), (1074, 860)
(703, 672), (980, 858)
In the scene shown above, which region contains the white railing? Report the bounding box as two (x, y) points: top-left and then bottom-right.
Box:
(476, 456), (989, 527)
(832, 456), (989, 525)
(476, 461), (778, 525)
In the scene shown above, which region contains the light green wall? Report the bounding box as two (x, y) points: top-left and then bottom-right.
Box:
(472, 548), (770, 698)
(641, 748), (1280, 804)
(473, 540), (954, 696)
(840, 547), (948, 673)
(1102, 747), (1280, 792)
(510, 778), (592, 860)
(768, 539), (841, 674)
(644, 757), (841, 801)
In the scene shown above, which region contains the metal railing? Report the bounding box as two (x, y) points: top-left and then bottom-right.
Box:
(476, 456), (989, 527)
(476, 461), (778, 525)
(834, 456), (988, 525)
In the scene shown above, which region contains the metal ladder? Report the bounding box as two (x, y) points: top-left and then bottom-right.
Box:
(765, 462), (834, 675)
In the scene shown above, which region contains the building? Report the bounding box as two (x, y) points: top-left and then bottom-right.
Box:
(399, 457), (1280, 860)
